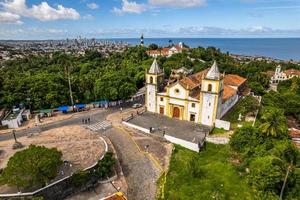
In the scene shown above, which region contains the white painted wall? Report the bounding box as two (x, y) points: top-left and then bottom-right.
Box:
(164, 134), (199, 152)
(146, 85), (156, 112)
(1, 110), (23, 129)
(169, 83), (186, 100)
(187, 102), (199, 122)
(201, 93), (216, 126)
(122, 121), (150, 133)
(169, 98), (185, 106)
(221, 94), (239, 118)
(215, 119), (230, 130)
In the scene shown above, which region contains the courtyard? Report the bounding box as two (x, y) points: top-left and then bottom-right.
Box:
(128, 112), (211, 145)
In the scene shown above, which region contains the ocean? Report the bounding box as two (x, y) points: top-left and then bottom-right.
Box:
(99, 38), (300, 61)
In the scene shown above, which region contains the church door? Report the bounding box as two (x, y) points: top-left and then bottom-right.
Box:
(173, 107), (180, 118)
(160, 107), (164, 114)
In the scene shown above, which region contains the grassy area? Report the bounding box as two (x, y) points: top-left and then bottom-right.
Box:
(162, 144), (255, 200)
(210, 127), (228, 135)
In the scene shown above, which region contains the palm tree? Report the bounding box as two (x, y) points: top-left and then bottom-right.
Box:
(259, 107), (287, 137)
(57, 54), (74, 109)
(271, 145), (300, 200)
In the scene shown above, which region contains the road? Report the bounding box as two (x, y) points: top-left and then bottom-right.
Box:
(0, 108), (114, 142)
(105, 127), (160, 200)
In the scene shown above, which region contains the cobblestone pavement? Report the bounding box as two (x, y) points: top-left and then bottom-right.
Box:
(105, 127), (161, 200)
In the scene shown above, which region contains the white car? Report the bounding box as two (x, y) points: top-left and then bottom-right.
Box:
(132, 103), (142, 109)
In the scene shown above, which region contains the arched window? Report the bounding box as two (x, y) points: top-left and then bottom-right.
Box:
(208, 84), (212, 92)
(150, 76), (153, 84)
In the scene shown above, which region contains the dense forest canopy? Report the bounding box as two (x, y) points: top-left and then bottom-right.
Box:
(0, 45), (299, 110)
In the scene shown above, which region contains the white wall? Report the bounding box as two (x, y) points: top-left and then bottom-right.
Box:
(122, 121), (150, 134)
(201, 93), (216, 126)
(221, 94), (239, 118)
(1, 110), (23, 129)
(215, 119), (230, 131)
(164, 134), (199, 152)
(146, 85), (156, 112)
(169, 83), (186, 100)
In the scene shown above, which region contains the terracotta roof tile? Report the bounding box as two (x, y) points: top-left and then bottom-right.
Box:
(224, 74), (247, 87)
(179, 69), (209, 90)
(284, 69), (300, 76)
(222, 85), (237, 103)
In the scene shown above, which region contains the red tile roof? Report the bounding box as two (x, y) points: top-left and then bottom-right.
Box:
(222, 85), (237, 103)
(223, 74), (247, 87)
(284, 69), (300, 76)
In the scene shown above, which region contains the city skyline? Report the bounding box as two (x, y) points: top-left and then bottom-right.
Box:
(0, 0), (300, 39)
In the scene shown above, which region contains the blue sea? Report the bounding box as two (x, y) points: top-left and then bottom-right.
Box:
(99, 38), (300, 61)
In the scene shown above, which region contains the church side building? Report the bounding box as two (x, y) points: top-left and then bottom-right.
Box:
(145, 59), (247, 127)
(267, 65), (300, 84)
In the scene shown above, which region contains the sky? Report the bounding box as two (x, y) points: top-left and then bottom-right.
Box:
(0, 0), (300, 39)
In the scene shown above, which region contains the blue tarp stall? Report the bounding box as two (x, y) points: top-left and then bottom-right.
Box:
(74, 104), (86, 110)
(92, 100), (109, 108)
(58, 106), (69, 114)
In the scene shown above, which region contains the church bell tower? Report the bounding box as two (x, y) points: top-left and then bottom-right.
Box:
(200, 61), (223, 126)
(146, 59), (164, 113)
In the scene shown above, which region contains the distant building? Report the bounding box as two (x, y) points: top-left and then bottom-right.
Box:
(1, 108), (30, 129)
(146, 42), (185, 58)
(145, 59), (247, 126)
(169, 67), (193, 81)
(267, 65), (300, 84)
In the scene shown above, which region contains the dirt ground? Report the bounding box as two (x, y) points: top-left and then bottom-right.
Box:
(0, 125), (106, 170)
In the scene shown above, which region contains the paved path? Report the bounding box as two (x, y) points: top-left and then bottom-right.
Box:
(84, 121), (112, 132)
(105, 127), (160, 200)
(0, 109), (114, 141)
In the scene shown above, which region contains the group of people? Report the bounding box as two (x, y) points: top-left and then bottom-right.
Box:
(82, 117), (91, 124)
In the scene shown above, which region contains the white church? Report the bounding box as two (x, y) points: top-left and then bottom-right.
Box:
(145, 59), (247, 127)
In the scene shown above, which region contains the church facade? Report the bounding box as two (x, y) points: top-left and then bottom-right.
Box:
(145, 59), (247, 127)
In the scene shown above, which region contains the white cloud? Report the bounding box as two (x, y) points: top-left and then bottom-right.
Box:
(0, 27), (68, 39)
(148, 0), (206, 8)
(83, 14), (94, 20)
(87, 2), (99, 10)
(87, 26), (300, 37)
(0, 11), (23, 24)
(0, 0), (80, 21)
(113, 0), (147, 15)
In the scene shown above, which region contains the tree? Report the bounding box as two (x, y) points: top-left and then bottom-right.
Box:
(94, 152), (116, 178)
(148, 43), (159, 50)
(57, 54), (75, 108)
(259, 107), (288, 137)
(0, 145), (62, 191)
(248, 156), (284, 193)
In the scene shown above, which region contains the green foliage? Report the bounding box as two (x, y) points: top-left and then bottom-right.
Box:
(71, 170), (91, 188)
(248, 156), (284, 192)
(186, 155), (205, 178)
(230, 119), (300, 199)
(224, 96), (259, 125)
(71, 152), (115, 188)
(0, 145), (62, 190)
(94, 152), (116, 178)
(258, 106), (288, 137)
(164, 144), (254, 200)
(148, 43), (159, 50)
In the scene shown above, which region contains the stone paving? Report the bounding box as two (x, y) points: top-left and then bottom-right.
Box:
(104, 127), (161, 200)
(128, 112), (211, 144)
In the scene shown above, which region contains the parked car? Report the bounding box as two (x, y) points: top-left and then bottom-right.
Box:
(132, 103), (142, 109)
